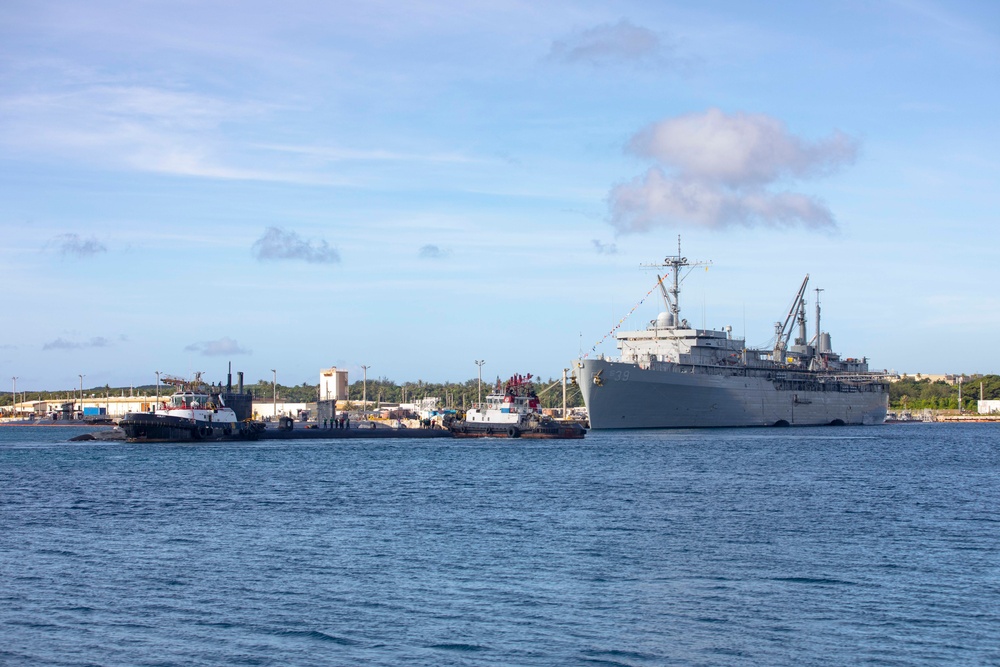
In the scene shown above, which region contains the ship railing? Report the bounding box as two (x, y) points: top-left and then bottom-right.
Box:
(622, 357), (888, 383)
(822, 372), (892, 384)
(659, 362), (888, 387)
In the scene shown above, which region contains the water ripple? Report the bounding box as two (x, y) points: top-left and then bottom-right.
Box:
(1, 424), (998, 666)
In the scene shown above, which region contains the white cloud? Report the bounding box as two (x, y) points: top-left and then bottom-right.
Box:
(549, 19), (665, 66)
(610, 108), (856, 233)
(592, 239), (617, 254)
(251, 227), (340, 264)
(42, 336), (112, 351)
(51, 233), (108, 257)
(418, 244), (449, 259)
(628, 108), (858, 186)
(610, 168), (836, 233)
(184, 337), (252, 356)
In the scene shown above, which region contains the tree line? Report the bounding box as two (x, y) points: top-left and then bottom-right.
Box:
(0, 376), (585, 410)
(6, 374), (996, 412)
(246, 375), (585, 410)
(889, 375), (1000, 411)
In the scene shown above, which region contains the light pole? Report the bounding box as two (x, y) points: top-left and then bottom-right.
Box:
(475, 360), (485, 406)
(271, 369), (277, 420)
(11, 376), (17, 418)
(360, 365), (370, 413)
(79, 374), (85, 419)
(562, 367), (569, 418)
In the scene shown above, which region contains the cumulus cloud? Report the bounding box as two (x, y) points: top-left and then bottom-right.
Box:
(610, 108), (857, 233)
(184, 337), (251, 356)
(251, 227), (340, 264)
(611, 169), (835, 232)
(549, 19), (665, 66)
(418, 244), (449, 259)
(42, 336), (111, 350)
(628, 109), (858, 186)
(592, 239), (618, 254)
(51, 233), (108, 257)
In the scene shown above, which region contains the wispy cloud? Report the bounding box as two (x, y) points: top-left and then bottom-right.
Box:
(610, 108), (858, 233)
(42, 336), (111, 351)
(4, 86), (230, 158)
(50, 233), (108, 257)
(418, 244), (449, 259)
(0, 85), (347, 184)
(888, 0), (1000, 57)
(184, 337), (251, 356)
(251, 227), (340, 264)
(592, 239), (617, 255)
(549, 19), (667, 67)
(258, 143), (486, 165)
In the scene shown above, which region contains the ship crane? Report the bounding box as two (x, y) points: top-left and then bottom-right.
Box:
(772, 274), (809, 362)
(655, 274), (674, 313)
(159, 372), (205, 390)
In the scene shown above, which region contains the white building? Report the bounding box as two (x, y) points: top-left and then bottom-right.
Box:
(12, 395), (158, 418)
(320, 367), (349, 401)
(978, 400), (1000, 415)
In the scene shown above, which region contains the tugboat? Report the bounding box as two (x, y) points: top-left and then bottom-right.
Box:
(450, 374), (587, 439)
(119, 373), (262, 442)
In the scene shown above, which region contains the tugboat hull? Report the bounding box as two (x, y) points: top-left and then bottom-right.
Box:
(451, 420), (586, 439)
(119, 413), (252, 442)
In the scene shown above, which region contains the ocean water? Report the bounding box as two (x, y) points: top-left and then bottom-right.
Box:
(1, 424), (998, 666)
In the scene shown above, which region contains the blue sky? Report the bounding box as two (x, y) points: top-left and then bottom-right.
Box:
(2, 0), (998, 391)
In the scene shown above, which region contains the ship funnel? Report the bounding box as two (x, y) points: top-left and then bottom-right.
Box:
(227, 361), (233, 391)
(819, 332), (832, 354)
(237, 371), (244, 393)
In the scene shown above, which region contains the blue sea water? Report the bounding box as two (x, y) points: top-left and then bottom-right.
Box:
(1, 424), (998, 666)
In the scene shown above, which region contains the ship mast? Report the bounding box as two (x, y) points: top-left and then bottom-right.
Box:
(814, 287), (824, 346)
(644, 236), (709, 329)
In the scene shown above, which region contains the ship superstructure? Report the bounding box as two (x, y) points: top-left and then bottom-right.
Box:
(575, 241), (888, 429)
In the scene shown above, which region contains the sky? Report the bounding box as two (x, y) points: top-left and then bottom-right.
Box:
(2, 0), (998, 391)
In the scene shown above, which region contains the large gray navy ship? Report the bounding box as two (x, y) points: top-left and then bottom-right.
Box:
(575, 243), (889, 429)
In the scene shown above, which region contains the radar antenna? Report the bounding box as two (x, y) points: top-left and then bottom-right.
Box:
(641, 235), (710, 329)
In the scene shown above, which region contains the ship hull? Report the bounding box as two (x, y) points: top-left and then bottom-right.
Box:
(577, 358), (888, 430)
